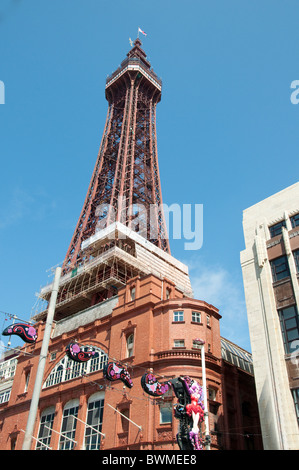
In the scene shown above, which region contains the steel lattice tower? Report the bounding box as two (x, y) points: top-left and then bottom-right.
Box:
(63, 39), (170, 274)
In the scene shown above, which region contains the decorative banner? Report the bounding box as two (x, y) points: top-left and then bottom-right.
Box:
(141, 373), (171, 397)
(103, 361), (133, 389)
(66, 342), (95, 363)
(2, 323), (37, 344)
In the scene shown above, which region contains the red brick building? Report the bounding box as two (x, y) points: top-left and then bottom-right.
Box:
(0, 269), (262, 450)
(0, 39), (263, 451)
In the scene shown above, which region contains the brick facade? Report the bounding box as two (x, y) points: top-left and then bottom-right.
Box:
(0, 273), (262, 450)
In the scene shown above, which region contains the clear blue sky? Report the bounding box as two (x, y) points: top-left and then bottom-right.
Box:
(0, 0), (299, 352)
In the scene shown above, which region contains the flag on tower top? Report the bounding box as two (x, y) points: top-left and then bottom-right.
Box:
(138, 27), (147, 36)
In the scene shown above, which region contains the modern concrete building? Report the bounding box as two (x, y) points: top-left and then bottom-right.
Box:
(240, 181), (299, 450)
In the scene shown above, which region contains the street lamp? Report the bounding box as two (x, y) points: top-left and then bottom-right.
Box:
(193, 338), (210, 450)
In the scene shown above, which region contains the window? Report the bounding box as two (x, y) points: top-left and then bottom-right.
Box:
(126, 334), (134, 357)
(174, 339), (185, 348)
(160, 404), (172, 424)
(173, 311), (184, 322)
(59, 399), (79, 450)
(278, 305), (299, 354)
(0, 357), (17, 380)
(36, 406), (55, 450)
(43, 346), (108, 389)
(50, 352), (57, 362)
(192, 311), (201, 323)
(24, 371), (30, 393)
(130, 287), (135, 301)
(269, 220), (286, 238)
(120, 408), (130, 433)
(166, 288), (171, 300)
(192, 339), (201, 349)
(84, 392), (105, 450)
(291, 388), (299, 424)
(294, 249), (299, 274)
(290, 213), (299, 229)
(270, 255), (290, 282)
(206, 314), (210, 326)
(0, 389), (11, 404)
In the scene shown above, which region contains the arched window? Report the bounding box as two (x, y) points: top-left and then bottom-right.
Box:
(43, 346), (108, 389)
(84, 391), (105, 450)
(35, 406), (55, 450)
(59, 399), (79, 450)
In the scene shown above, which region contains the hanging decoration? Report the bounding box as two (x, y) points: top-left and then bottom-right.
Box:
(141, 372), (171, 397)
(66, 342), (95, 363)
(171, 376), (205, 451)
(2, 323), (37, 344)
(103, 361), (133, 389)
(184, 376), (205, 450)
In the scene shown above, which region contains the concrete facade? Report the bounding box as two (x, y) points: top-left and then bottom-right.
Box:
(240, 181), (299, 449)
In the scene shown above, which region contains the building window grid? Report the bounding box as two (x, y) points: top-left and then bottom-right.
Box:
(293, 249), (299, 274)
(278, 305), (299, 354)
(192, 311), (201, 323)
(0, 358), (18, 380)
(269, 220), (286, 238)
(173, 311), (184, 322)
(290, 213), (299, 229)
(270, 255), (290, 282)
(0, 389), (11, 404)
(59, 405), (79, 450)
(44, 347), (108, 389)
(291, 388), (299, 424)
(35, 409), (55, 450)
(174, 339), (185, 348)
(84, 398), (104, 450)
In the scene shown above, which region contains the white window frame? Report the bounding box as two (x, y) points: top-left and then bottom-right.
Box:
(59, 399), (79, 450)
(173, 311), (184, 322)
(192, 311), (201, 323)
(174, 339), (185, 348)
(126, 334), (134, 357)
(43, 346), (108, 389)
(35, 406), (55, 450)
(84, 391), (105, 450)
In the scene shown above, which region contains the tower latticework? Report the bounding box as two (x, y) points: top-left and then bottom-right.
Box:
(36, 39), (192, 322)
(63, 39), (170, 274)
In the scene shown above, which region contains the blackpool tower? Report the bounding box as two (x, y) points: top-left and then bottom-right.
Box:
(36, 38), (192, 322)
(63, 38), (170, 275)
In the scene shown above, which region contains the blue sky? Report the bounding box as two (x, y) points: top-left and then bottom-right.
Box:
(0, 0), (299, 352)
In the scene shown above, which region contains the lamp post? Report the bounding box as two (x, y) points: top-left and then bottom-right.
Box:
(22, 267), (61, 450)
(194, 338), (210, 450)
